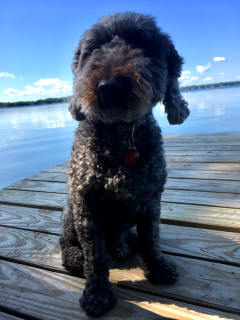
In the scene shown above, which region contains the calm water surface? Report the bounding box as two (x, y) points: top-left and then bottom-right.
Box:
(1, 86), (240, 188)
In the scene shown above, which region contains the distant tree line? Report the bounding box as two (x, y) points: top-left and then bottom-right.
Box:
(0, 96), (71, 108)
(1, 81), (240, 108)
(180, 81), (240, 91)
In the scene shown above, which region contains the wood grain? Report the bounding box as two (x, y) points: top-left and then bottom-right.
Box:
(0, 189), (67, 210)
(0, 204), (61, 234)
(42, 165), (68, 173)
(163, 189), (240, 208)
(164, 146), (240, 151)
(25, 172), (66, 183)
(109, 255), (240, 313)
(166, 155), (240, 163)
(1, 224), (240, 270)
(166, 162), (240, 171)
(0, 312), (24, 320)
(161, 202), (240, 232)
(4, 180), (68, 194)
(167, 170), (240, 181)
(166, 178), (240, 194)
(1, 260), (238, 320)
(165, 151), (240, 156)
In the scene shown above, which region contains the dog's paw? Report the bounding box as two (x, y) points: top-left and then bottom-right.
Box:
(80, 282), (116, 317)
(143, 258), (179, 285)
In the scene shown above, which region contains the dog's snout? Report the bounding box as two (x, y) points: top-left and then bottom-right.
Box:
(98, 80), (123, 96)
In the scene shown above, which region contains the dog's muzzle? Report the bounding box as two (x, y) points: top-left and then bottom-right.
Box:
(97, 78), (130, 110)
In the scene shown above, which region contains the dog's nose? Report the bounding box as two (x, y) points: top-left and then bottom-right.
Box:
(98, 80), (123, 97)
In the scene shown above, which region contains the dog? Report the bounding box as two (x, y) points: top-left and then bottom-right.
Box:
(59, 12), (189, 318)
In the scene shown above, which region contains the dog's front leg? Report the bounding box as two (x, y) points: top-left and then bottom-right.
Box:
(75, 219), (116, 317)
(137, 199), (179, 284)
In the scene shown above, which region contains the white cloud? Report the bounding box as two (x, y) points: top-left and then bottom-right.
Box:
(4, 88), (18, 94)
(20, 77), (24, 79)
(11, 77), (72, 98)
(34, 78), (62, 86)
(220, 73), (226, 75)
(0, 72), (16, 79)
(214, 57), (226, 62)
(238, 76), (240, 79)
(180, 75), (190, 79)
(180, 76), (198, 86)
(204, 77), (213, 81)
(182, 71), (191, 75)
(196, 63), (211, 74)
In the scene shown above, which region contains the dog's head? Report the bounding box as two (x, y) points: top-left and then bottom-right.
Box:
(69, 12), (189, 124)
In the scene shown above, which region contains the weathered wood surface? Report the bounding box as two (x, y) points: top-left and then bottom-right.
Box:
(165, 151), (240, 156)
(0, 312), (24, 320)
(1, 225), (240, 267)
(4, 179), (68, 194)
(167, 170), (240, 181)
(5, 177), (240, 194)
(0, 204), (61, 233)
(164, 145), (240, 151)
(166, 178), (240, 193)
(163, 189), (240, 208)
(1, 260), (238, 320)
(25, 172), (66, 182)
(25, 170), (240, 183)
(166, 155), (240, 163)
(1, 192), (240, 231)
(1, 131), (240, 320)
(161, 203), (240, 232)
(0, 189), (66, 210)
(166, 162), (240, 171)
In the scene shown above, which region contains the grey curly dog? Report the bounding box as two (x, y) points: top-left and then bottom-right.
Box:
(60, 12), (189, 318)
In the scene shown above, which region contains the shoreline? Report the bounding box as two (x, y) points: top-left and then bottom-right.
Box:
(1, 82), (240, 108)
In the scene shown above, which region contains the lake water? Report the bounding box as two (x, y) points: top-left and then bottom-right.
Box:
(0, 86), (240, 189)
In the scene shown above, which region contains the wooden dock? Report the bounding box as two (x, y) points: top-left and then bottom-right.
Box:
(0, 132), (240, 320)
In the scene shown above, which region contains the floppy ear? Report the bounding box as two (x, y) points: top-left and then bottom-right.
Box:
(69, 41), (85, 121)
(68, 97), (85, 121)
(163, 43), (190, 125)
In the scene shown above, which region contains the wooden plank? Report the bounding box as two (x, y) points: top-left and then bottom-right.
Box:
(164, 146), (240, 151)
(167, 170), (240, 181)
(25, 172), (66, 183)
(1, 260), (238, 320)
(163, 133), (240, 142)
(166, 178), (240, 194)
(0, 189), (67, 211)
(166, 155), (240, 163)
(165, 151), (240, 156)
(109, 255), (240, 314)
(42, 165), (67, 173)
(1, 225), (240, 268)
(164, 142), (240, 146)
(0, 204), (61, 234)
(0, 312), (24, 320)
(166, 163), (240, 171)
(162, 190), (240, 209)
(161, 202), (240, 232)
(163, 132), (240, 137)
(4, 180), (68, 194)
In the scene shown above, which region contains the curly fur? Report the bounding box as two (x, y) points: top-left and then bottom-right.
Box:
(60, 11), (189, 318)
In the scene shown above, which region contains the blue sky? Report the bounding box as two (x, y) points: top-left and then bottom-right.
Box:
(1, 0), (240, 102)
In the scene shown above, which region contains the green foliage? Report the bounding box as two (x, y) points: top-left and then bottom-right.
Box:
(180, 81), (240, 91)
(0, 96), (72, 108)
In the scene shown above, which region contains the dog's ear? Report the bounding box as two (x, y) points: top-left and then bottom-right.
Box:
(68, 97), (85, 121)
(163, 43), (190, 125)
(69, 41), (85, 121)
